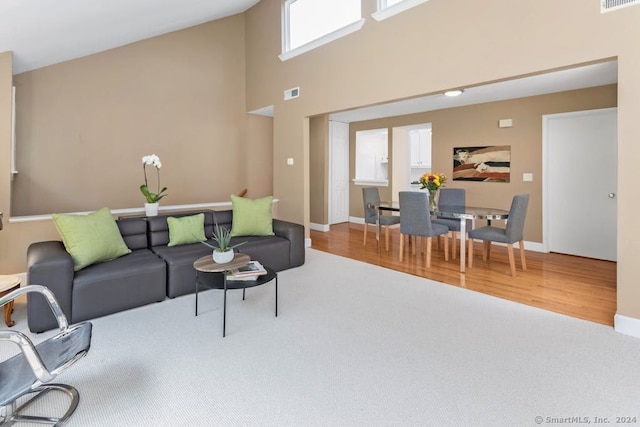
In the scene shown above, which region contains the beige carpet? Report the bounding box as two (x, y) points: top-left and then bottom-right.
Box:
(3, 248), (640, 426)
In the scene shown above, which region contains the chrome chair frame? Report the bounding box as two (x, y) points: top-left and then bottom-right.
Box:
(0, 285), (92, 426)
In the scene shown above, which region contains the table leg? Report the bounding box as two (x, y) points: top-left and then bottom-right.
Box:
(275, 275), (278, 317)
(4, 301), (15, 327)
(376, 208), (382, 251)
(460, 217), (467, 273)
(223, 274), (228, 337)
(1, 283), (20, 327)
(195, 272), (200, 316)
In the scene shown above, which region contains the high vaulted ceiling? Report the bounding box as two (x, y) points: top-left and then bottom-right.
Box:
(1, 1), (618, 122)
(0, 0), (260, 74)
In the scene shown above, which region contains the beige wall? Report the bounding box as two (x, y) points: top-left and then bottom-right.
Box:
(244, 0), (640, 321)
(348, 85), (617, 243)
(0, 14), (274, 273)
(309, 115), (328, 225)
(11, 15), (271, 216)
(1, 53), (59, 276)
(0, 53), (12, 225)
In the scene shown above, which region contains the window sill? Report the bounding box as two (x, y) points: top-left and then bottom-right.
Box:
(372, 0), (430, 22)
(353, 179), (389, 186)
(279, 18), (365, 62)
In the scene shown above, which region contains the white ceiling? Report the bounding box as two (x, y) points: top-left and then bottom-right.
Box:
(0, 0), (260, 74)
(329, 61), (618, 123)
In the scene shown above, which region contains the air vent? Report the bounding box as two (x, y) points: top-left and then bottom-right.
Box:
(601, 0), (640, 12)
(284, 87), (300, 100)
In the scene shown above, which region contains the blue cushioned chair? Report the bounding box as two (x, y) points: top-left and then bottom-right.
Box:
(431, 188), (469, 260)
(398, 191), (449, 267)
(468, 194), (529, 276)
(363, 187), (401, 251)
(0, 285), (92, 426)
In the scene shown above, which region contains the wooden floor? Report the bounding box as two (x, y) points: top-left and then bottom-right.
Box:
(310, 222), (617, 326)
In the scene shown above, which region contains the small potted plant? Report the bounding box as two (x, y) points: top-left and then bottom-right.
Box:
(198, 224), (246, 264)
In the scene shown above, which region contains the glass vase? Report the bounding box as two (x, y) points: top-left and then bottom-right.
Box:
(427, 188), (438, 211)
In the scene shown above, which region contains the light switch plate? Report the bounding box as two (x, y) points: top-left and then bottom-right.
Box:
(287, 158), (294, 166)
(523, 173), (533, 182)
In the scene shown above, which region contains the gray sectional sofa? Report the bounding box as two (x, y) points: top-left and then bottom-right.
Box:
(27, 209), (305, 332)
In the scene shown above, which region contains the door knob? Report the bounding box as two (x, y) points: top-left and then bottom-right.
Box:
(608, 193), (615, 198)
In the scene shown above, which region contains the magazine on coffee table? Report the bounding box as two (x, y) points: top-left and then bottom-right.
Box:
(227, 261), (267, 281)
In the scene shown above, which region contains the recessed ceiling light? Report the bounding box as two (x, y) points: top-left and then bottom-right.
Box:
(444, 89), (464, 97)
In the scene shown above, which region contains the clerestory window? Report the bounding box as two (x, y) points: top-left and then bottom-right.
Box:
(379, 0), (406, 9)
(280, 0), (363, 61)
(373, 0), (430, 21)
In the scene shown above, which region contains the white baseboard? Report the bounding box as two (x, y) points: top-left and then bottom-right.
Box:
(523, 241), (544, 252)
(614, 314), (640, 338)
(309, 223), (330, 232)
(305, 237), (312, 247)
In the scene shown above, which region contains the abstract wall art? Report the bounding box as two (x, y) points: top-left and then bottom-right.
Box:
(452, 145), (511, 182)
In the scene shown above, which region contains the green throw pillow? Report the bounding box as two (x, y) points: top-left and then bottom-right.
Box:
(230, 195), (274, 237)
(167, 213), (206, 247)
(52, 207), (131, 271)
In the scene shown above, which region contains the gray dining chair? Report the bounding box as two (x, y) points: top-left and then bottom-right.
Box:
(398, 191), (449, 267)
(468, 194), (529, 277)
(362, 187), (400, 251)
(431, 188), (469, 260)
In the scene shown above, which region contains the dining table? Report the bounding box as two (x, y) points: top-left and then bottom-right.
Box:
(371, 201), (509, 273)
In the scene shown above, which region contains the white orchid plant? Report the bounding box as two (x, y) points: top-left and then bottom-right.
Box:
(140, 154), (168, 203)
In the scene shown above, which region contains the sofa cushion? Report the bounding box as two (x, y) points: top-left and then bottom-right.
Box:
(230, 195), (274, 237)
(236, 236), (291, 272)
(52, 207), (131, 271)
(167, 213), (206, 247)
(117, 217), (149, 250)
(148, 210), (215, 248)
(151, 242), (214, 298)
(72, 249), (166, 322)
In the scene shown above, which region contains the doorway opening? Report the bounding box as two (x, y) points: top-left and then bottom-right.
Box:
(390, 123), (432, 199)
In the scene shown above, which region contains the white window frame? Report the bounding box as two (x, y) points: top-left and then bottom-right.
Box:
(378, 0), (406, 9)
(353, 128), (390, 186)
(372, 0), (430, 21)
(280, 0), (365, 62)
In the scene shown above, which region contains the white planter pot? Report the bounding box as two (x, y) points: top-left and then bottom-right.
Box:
(212, 250), (234, 264)
(145, 202), (159, 217)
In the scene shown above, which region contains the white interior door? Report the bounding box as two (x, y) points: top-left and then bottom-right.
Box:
(544, 108), (617, 261)
(329, 120), (350, 224)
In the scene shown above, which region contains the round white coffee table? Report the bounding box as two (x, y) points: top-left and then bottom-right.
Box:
(0, 275), (21, 327)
